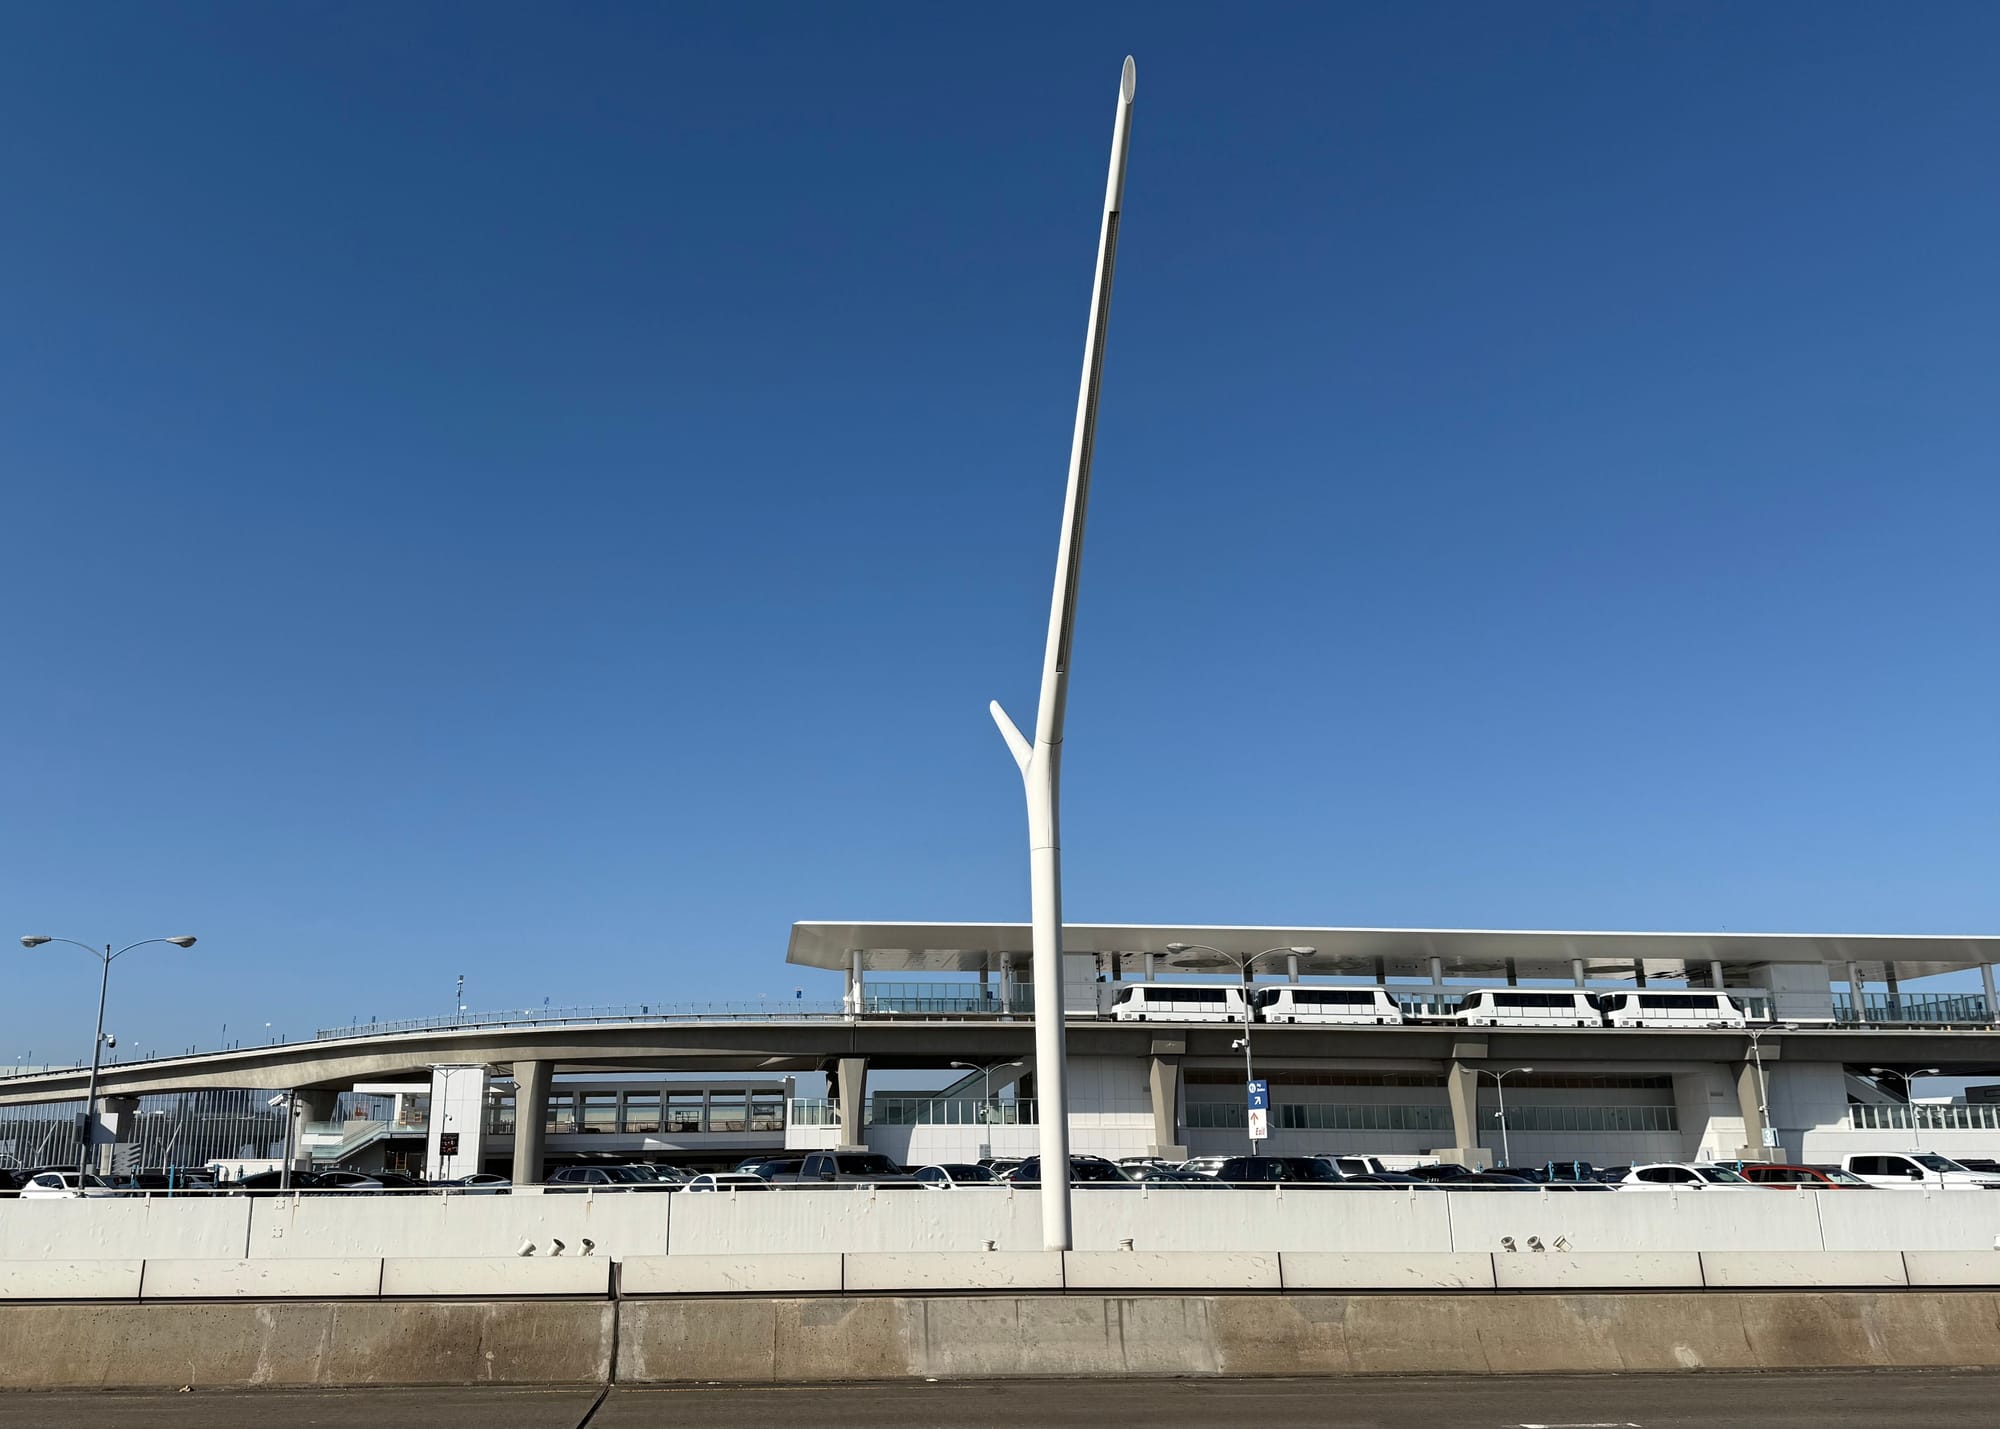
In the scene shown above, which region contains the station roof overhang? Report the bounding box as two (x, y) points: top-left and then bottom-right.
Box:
(787, 923), (2000, 983)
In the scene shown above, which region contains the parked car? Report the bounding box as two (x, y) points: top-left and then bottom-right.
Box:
(738, 1157), (806, 1181)
(18, 1171), (116, 1199)
(1956, 1158), (2000, 1175)
(545, 1165), (673, 1193)
(229, 1170), (327, 1195)
(912, 1163), (1000, 1189)
(366, 1170), (430, 1194)
(1117, 1157), (1174, 1171)
(1007, 1156), (1132, 1186)
(1129, 1167), (1226, 1186)
(1840, 1152), (2000, 1190)
(1214, 1156), (1344, 1185)
(1404, 1163), (1478, 1182)
(683, 1173), (770, 1192)
(1175, 1156), (1232, 1178)
(1437, 1172), (1539, 1190)
(976, 1157), (1023, 1176)
(1614, 1163), (1751, 1188)
(1738, 1164), (1872, 1190)
(444, 1173), (512, 1194)
(617, 1164), (689, 1185)
(769, 1152), (920, 1188)
(312, 1170), (389, 1193)
(1338, 1172), (1440, 1189)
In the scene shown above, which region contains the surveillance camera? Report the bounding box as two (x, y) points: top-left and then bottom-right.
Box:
(267, 1094), (288, 1109)
(580, 1238), (596, 1257)
(103, 1034), (116, 1049)
(549, 1238), (566, 1257)
(516, 1240), (536, 1257)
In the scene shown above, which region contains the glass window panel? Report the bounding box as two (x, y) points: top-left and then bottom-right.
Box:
(708, 1094), (746, 1133)
(665, 1093), (704, 1133)
(623, 1094), (661, 1134)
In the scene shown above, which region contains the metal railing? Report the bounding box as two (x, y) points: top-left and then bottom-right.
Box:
(788, 1098), (1042, 1128)
(1833, 992), (1992, 1027)
(1847, 1103), (2000, 1132)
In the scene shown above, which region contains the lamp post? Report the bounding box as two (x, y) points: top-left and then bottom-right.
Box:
(1870, 1066), (1941, 1148)
(1740, 1023), (1798, 1155)
(19, 936), (196, 1180)
(987, 58), (1138, 1253)
(1477, 1066), (1535, 1167)
(1165, 944), (1316, 1151)
(952, 1060), (1024, 1157)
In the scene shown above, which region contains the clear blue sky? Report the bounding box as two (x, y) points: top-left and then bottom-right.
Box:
(5, 5), (1997, 1061)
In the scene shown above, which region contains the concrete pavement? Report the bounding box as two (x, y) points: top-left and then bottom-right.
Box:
(5, 1372), (2000, 1428)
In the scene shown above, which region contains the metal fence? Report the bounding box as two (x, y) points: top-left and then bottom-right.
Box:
(789, 1098), (1041, 1128)
(0, 1090), (286, 1173)
(1847, 1103), (2000, 1132)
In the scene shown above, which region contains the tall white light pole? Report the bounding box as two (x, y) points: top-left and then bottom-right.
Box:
(990, 56), (1137, 1253)
(1478, 1066), (1535, 1168)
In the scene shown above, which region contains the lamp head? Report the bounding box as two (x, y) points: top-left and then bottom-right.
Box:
(1165, 943), (1190, 953)
(166, 936), (197, 949)
(1289, 946), (1315, 956)
(19, 937), (50, 949)
(1518, 1066), (1535, 1074)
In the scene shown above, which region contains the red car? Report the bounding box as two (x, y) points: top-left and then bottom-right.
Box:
(1740, 1164), (1872, 1190)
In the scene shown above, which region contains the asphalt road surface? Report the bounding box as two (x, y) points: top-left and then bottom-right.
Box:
(3, 1372), (1997, 1429)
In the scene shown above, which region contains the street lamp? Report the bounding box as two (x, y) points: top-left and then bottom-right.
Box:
(19, 936), (197, 1180)
(1165, 943), (1316, 1151)
(1870, 1067), (1941, 1148)
(950, 1061), (1024, 1119)
(1740, 1023), (1799, 1156)
(1477, 1066), (1535, 1167)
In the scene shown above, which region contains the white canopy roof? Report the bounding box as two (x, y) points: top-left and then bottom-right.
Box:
(787, 922), (2000, 982)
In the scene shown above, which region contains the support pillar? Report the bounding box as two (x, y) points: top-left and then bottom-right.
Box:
(846, 950), (864, 1018)
(1144, 952), (1157, 981)
(1709, 960), (1725, 991)
(1734, 1061), (1770, 1160)
(1571, 957), (1586, 988)
(511, 1060), (550, 1186)
(1441, 1061), (1489, 1168)
(835, 1056), (868, 1150)
(1982, 964), (1997, 1026)
(1634, 963), (1648, 988)
(1504, 959), (1518, 987)
(1147, 1054), (1187, 1160)
(1847, 962), (1865, 1023)
(1428, 955), (1444, 1013)
(1885, 964), (1902, 1021)
(1286, 953), (1300, 984)
(426, 1065), (488, 1182)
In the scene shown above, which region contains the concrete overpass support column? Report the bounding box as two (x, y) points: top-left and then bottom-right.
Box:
(1144, 953), (1157, 981)
(1428, 956), (1444, 1014)
(1982, 964), (1997, 1025)
(1847, 962), (1865, 1023)
(845, 950), (864, 1018)
(1147, 1054), (1186, 1159)
(1570, 958), (1586, 988)
(1504, 960), (1518, 987)
(1734, 1061), (1769, 1161)
(299, 1089), (339, 1124)
(511, 1060), (550, 1186)
(98, 1096), (141, 1175)
(1286, 953), (1300, 984)
(1446, 1061), (1481, 1165)
(1709, 960), (1725, 990)
(1885, 964), (1902, 1021)
(426, 1065), (488, 1182)
(835, 1056), (868, 1150)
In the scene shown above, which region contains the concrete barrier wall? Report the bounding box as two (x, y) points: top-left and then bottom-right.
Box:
(4, 1286), (2000, 1387)
(0, 1300), (615, 1389)
(7, 1187), (2000, 1261)
(615, 1290), (2000, 1383)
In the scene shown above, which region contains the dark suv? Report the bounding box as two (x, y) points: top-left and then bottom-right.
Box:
(1215, 1156), (1343, 1184)
(1006, 1156), (1131, 1186)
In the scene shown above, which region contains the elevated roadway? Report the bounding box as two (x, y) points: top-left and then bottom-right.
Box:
(3, 1014), (2000, 1103)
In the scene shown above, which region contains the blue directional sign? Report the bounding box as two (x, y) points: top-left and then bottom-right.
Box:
(1246, 1079), (1269, 1111)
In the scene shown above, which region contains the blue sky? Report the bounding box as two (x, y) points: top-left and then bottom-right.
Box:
(4, 5), (1997, 1060)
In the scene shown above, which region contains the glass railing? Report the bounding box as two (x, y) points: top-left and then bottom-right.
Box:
(788, 1097), (1041, 1127)
(861, 983), (1032, 1015)
(1833, 993), (1992, 1026)
(1847, 1103), (2000, 1131)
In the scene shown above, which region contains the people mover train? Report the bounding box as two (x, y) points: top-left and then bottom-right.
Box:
(1110, 983), (1748, 1029)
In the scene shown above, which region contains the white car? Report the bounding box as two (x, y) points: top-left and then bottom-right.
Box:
(683, 1173), (771, 1192)
(912, 1163), (1001, 1189)
(1842, 1152), (2000, 1190)
(1176, 1156), (1231, 1178)
(19, 1171), (117, 1199)
(1614, 1163), (1751, 1189)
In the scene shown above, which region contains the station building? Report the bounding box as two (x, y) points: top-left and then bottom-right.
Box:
(4, 922), (2000, 1180)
